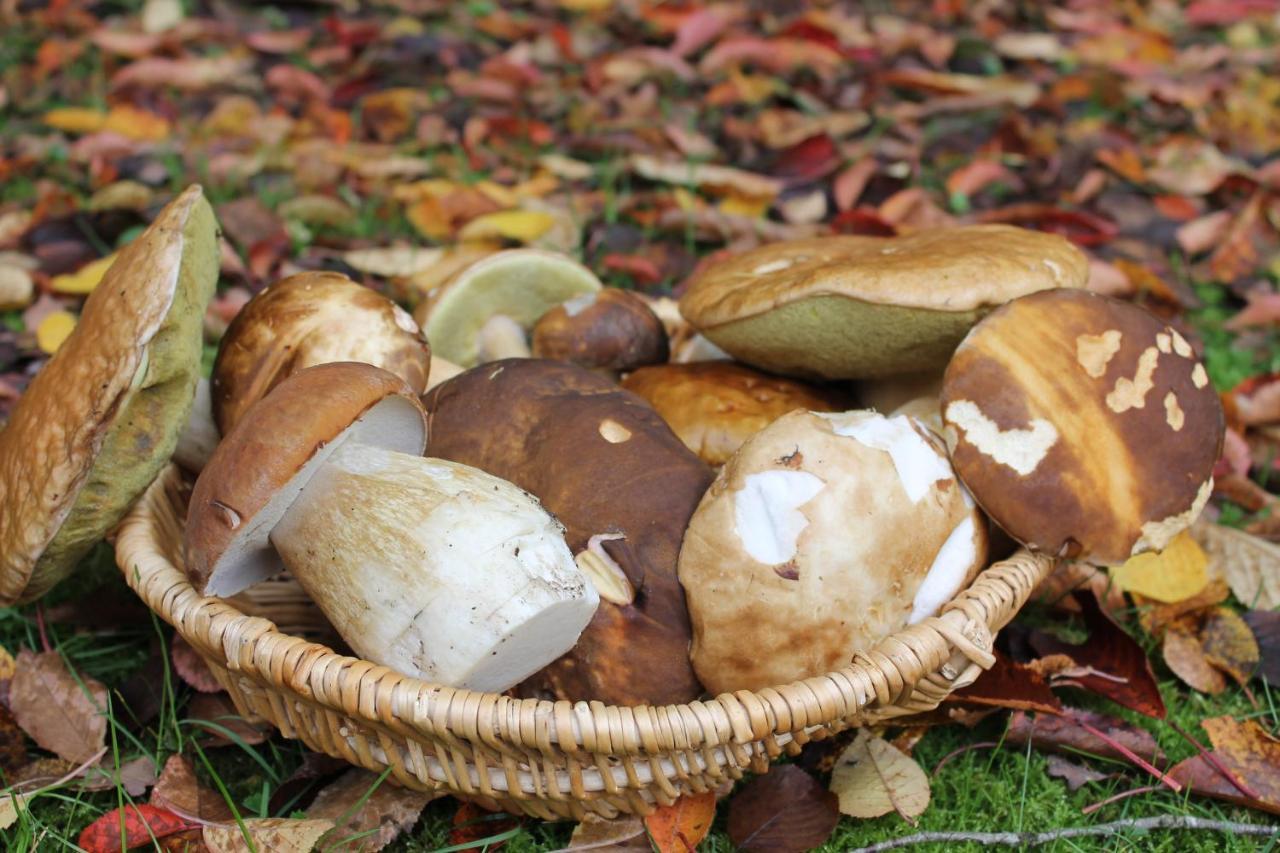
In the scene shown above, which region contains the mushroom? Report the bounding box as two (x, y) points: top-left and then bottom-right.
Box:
(185, 362), (598, 692)
(638, 294), (731, 363)
(424, 359), (714, 705)
(531, 288), (669, 373)
(0, 185), (218, 604)
(940, 288), (1224, 564)
(678, 409), (988, 694)
(174, 377), (219, 473)
(678, 225), (1088, 379)
(211, 270), (431, 435)
(621, 362), (850, 466)
(417, 249), (602, 368)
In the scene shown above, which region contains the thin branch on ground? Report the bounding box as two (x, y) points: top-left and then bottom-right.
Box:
(851, 816), (1279, 852)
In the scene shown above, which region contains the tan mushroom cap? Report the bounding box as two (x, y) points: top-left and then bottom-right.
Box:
(0, 185), (218, 605)
(621, 362), (849, 466)
(940, 288), (1224, 564)
(424, 359), (714, 705)
(532, 288), (669, 371)
(186, 362), (428, 597)
(679, 409), (988, 694)
(212, 271), (431, 435)
(678, 225), (1088, 379)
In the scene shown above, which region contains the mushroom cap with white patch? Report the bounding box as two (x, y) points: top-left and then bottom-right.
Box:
(185, 362), (428, 597)
(940, 288), (1224, 564)
(531, 288), (669, 372)
(677, 225), (1088, 380)
(212, 271), (432, 435)
(678, 408), (988, 694)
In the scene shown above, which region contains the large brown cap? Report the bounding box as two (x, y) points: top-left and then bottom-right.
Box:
(678, 225), (1088, 379)
(622, 362), (849, 466)
(186, 362), (428, 597)
(531, 288), (669, 371)
(0, 185), (217, 604)
(212, 271), (430, 435)
(424, 359), (713, 705)
(940, 288), (1223, 564)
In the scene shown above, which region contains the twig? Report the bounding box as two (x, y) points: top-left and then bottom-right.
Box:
(850, 816), (1279, 852)
(1075, 719), (1182, 793)
(931, 741), (999, 775)
(1167, 721), (1260, 801)
(34, 604), (50, 653)
(1081, 784), (1158, 815)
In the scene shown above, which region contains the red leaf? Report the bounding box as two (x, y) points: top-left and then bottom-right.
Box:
(1030, 591), (1167, 718)
(602, 254), (663, 285)
(830, 208), (897, 236)
(947, 650), (1063, 713)
(1006, 708), (1165, 766)
(644, 791), (716, 853)
(1185, 1), (1280, 26)
(78, 804), (198, 852)
(977, 204), (1118, 247)
(772, 135), (840, 186)
(726, 765), (839, 853)
(449, 801), (520, 849)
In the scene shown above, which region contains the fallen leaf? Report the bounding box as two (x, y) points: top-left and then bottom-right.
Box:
(150, 754), (235, 823)
(43, 107), (107, 134)
(35, 311), (77, 354)
(726, 765), (839, 853)
(1201, 607), (1260, 686)
(306, 769), (436, 852)
(1244, 609), (1280, 684)
(1110, 531), (1209, 603)
(1006, 709), (1165, 766)
(457, 209), (555, 245)
(1196, 521), (1280, 609)
(10, 650), (107, 765)
(880, 69), (1040, 108)
(946, 650), (1063, 713)
(204, 818), (334, 853)
(448, 801), (521, 848)
(343, 246), (445, 279)
(565, 812), (648, 850)
(171, 636), (222, 694)
(1167, 716), (1280, 816)
(0, 706), (27, 776)
(0, 791), (32, 831)
(643, 791), (716, 853)
(1045, 755), (1114, 791)
(83, 756), (158, 797)
(630, 154), (782, 199)
(829, 729), (930, 822)
(1163, 624), (1228, 694)
(186, 693), (269, 746)
(78, 804), (199, 852)
(1146, 137), (1241, 196)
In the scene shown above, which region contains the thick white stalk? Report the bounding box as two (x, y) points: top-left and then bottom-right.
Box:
(476, 314), (531, 361)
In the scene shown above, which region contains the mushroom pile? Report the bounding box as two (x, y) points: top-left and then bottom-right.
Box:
(0, 184), (1226, 706)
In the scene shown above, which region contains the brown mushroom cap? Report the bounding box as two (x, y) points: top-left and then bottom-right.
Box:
(621, 362), (850, 466)
(531, 288), (669, 371)
(186, 362), (427, 597)
(678, 225), (1088, 379)
(0, 185), (217, 604)
(940, 288), (1224, 564)
(212, 271), (431, 435)
(423, 359), (714, 705)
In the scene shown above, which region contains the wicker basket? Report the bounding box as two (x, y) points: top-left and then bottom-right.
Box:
(115, 466), (1055, 820)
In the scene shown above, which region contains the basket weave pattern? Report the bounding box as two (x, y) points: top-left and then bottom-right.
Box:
(115, 466), (1056, 820)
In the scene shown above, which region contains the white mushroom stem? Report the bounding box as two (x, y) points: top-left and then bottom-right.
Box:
(425, 355), (465, 392)
(477, 315), (531, 362)
(174, 378), (219, 474)
(268, 441), (598, 692)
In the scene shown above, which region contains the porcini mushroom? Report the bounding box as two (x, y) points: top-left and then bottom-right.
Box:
(424, 359), (714, 705)
(679, 409), (988, 694)
(418, 249), (602, 367)
(185, 362), (598, 692)
(531, 288), (669, 372)
(940, 288), (1224, 564)
(678, 225), (1088, 379)
(621, 362), (849, 466)
(0, 185), (218, 604)
(211, 270), (431, 435)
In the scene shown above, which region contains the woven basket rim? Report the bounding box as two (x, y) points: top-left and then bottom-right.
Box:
(115, 466), (1056, 759)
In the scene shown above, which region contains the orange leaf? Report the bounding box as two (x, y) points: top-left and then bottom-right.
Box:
(643, 792), (716, 853)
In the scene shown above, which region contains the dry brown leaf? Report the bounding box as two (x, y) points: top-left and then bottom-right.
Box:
(629, 154), (782, 199)
(186, 693), (269, 746)
(1163, 624), (1228, 694)
(829, 729), (930, 822)
(1135, 579), (1231, 636)
(1201, 607), (1260, 686)
(171, 636), (223, 694)
(643, 791), (716, 853)
(565, 812), (649, 850)
(1045, 755), (1114, 791)
(151, 754), (236, 823)
(727, 765), (839, 853)
(9, 650), (107, 765)
(1195, 521), (1280, 609)
(203, 818), (334, 853)
(306, 769), (436, 852)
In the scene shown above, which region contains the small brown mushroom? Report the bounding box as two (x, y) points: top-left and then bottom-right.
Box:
(424, 359), (714, 705)
(211, 271), (431, 435)
(940, 288), (1224, 564)
(621, 362), (850, 466)
(531, 288), (668, 372)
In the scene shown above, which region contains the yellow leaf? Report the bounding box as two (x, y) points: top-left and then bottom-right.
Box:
(50, 253), (117, 295)
(43, 107), (107, 134)
(560, 0), (611, 11)
(1111, 531), (1208, 603)
(458, 210), (554, 244)
(405, 196), (452, 241)
(474, 180), (519, 209)
(719, 190), (772, 218)
(830, 729), (931, 821)
(673, 187), (701, 212)
(103, 105), (171, 141)
(36, 312), (77, 354)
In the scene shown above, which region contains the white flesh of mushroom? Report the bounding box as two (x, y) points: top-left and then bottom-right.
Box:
(817, 412), (952, 502)
(477, 314), (532, 361)
(174, 376), (219, 473)
(270, 442), (598, 692)
(908, 515), (980, 623)
(733, 470), (825, 565)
